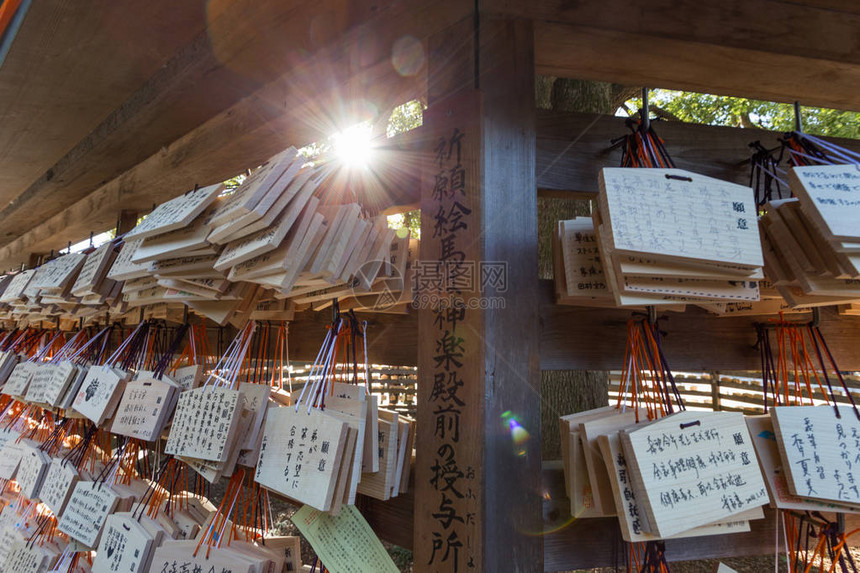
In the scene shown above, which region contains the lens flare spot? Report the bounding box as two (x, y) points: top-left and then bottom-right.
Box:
(392, 35), (425, 77)
(332, 123), (374, 168)
(501, 411), (530, 456)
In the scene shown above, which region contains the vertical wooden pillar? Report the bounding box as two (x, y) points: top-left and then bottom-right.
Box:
(116, 209), (138, 235)
(415, 16), (541, 573)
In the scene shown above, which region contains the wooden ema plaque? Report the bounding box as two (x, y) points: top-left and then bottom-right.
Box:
(149, 540), (255, 573)
(125, 183), (221, 241)
(599, 168), (763, 269)
(72, 240), (116, 297)
(14, 444), (50, 499)
(57, 481), (121, 547)
(2, 541), (55, 573)
(255, 406), (349, 512)
(40, 458), (80, 515)
(790, 165), (860, 242)
(771, 405), (860, 506)
(111, 376), (178, 442)
(165, 386), (244, 463)
(598, 431), (755, 542)
(619, 410), (768, 538)
(747, 415), (860, 512)
(72, 365), (130, 426)
(92, 513), (155, 573)
(1, 361), (36, 397)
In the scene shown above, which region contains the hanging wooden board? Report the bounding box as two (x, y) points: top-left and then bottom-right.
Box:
(358, 415), (399, 501)
(0, 270), (35, 304)
(71, 241), (117, 297)
(40, 458), (80, 516)
(746, 415), (860, 512)
(598, 430), (758, 542)
(71, 365), (130, 426)
(332, 382), (379, 473)
(255, 406), (349, 512)
(92, 512), (155, 573)
(149, 540), (256, 573)
(57, 481), (121, 547)
(111, 376), (178, 442)
(1, 361), (36, 397)
(2, 540), (55, 573)
(771, 405), (860, 505)
(206, 148), (300, 232)
(790, 165), (860, 242)
(14, 444), (50, 499)
(24, 362), (55, 405)
(31, 252), (87, 293)
(107, 238), (151, 281)
(214, 189), (318, 272)
(599, 168), (763, 269)
(125, 184), (222, 241)
(165, 386), (245, 463)
(620, 410), (769, 538)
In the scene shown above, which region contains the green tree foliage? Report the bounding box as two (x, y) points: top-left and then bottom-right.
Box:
(625, 90), (860, 139)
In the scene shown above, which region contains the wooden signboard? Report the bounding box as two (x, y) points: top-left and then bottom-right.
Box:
(790, 165), (860, 242)
(57, 481), (121, 547)
(71, 365), (130, 425)
(125, 183), (222, 241)
(165, 386), (244, 463)
(747, 415), (860, 512)
(771, 405), (860, 505)
(255, 406), (348, 512)
(92, 513), (155, 573)
(40, 458), (80, 516)
(620, 410), (768, 538)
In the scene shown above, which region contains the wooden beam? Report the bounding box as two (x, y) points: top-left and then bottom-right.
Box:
(0, 0), (470, 249)
(0, 0), (473, 269)
(6, 93), (859, 269)
(413, 16), (542, 573)
(485, 0), (860, 110)
(535, 110), (860, 195)
(490, 0), (860, 66)
(286, 281), (860, 371)
(0, 0), (207, 214)
(533, 22), (860, 111)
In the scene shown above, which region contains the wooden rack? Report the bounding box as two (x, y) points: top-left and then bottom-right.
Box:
(2, 2), (860, 571)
